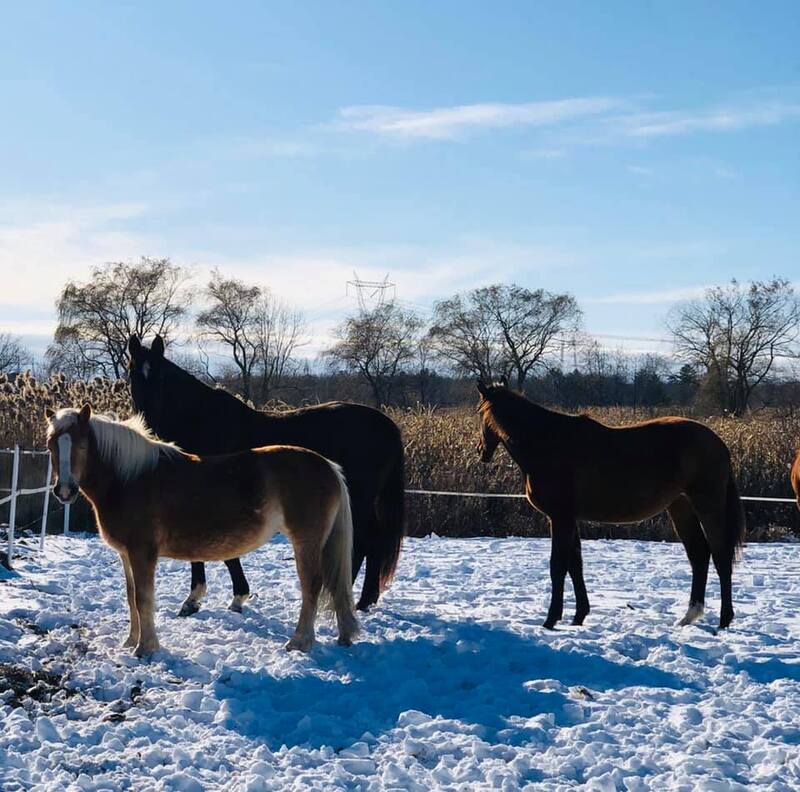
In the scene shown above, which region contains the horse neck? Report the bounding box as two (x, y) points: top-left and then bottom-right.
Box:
(489, 397), (557, 460)
(78, 433), (119, 509)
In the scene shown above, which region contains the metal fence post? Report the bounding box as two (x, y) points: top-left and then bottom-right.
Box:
(6, 445), (20, 568)
(39, 454), (52, 553)
(63, 501), (70, 535)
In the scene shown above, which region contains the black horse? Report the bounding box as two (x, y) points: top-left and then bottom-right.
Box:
(128, 335), (405, 614)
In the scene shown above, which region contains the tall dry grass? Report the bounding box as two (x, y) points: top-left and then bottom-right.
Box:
(0, 372), (132, 448)
(1, 373), (797, 539)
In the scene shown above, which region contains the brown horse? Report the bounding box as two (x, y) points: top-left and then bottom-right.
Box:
(792, 450), (800, 511)
(476, 380), (746, 630)
(45, 405), (359, 657)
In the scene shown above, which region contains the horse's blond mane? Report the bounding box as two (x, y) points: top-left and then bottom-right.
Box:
(50, 408), (182, 481)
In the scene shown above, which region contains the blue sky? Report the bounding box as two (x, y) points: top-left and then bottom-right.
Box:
(1, 1), (798, 360)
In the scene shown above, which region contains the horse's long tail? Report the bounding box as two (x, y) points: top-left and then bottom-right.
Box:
(374, 428), (406, 592)
(321, 461), (359, 641)
(726, 472), (747, 563)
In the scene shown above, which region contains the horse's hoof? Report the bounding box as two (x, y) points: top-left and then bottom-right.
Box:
(356, 598), (376, 612)
(134, 641), (159, 658)
(678, 603), (704, 627)
(228, 593), (250, 613)
(718, 612), (734, 630)
(542, 620), (558, 630)
(177, 600), (200, 617)
(337, 635), (353, 647)
(121, 634), (138, 648)
(571, 614), (588, 627)
(285, 635), (314, 652)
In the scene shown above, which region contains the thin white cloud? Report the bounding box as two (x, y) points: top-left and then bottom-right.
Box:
(521, 147), (567, 160)
(584, 286), (709, 305)
(622, 102), (800, 139)
(626, 165), (655, 176)
(337, 97), (622, 140)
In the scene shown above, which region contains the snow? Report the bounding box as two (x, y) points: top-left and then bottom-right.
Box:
(1, 533), (800, 790)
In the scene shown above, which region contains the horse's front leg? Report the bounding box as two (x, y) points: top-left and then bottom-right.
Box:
(544, 513), (577, 630)
(568, 532), (590, 626)
(120, 553), (140, 648)
(129, 546), (160, 658)
(225, 558), (251, 612)
(178, 562), (208, 617)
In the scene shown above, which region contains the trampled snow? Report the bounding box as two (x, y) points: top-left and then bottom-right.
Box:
(1, 533), (799, 790)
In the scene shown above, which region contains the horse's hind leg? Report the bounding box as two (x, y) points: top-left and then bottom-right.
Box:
(225, 558), (251, 613)
(286, 542), (323, 652)
(688, 485), (737, 630)
(120, 554), (140, 648)
(568, 533), (590, 626)
(694, 504), (735, 629)
(544, 512), (577, 630)
(353, 500), (379, 611)
(669, 496), (710, 626)
(129, 546), (159, 658)
(178, 562), (208, 617)
(357, 553), (381, 612)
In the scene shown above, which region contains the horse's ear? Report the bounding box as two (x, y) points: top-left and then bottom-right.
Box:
(45, 407), (55, 420)
(477, 379), (488, 397)
(78, 403), (92, 425)
(128, 335), (142, 359)
(151, 335), (165, 359)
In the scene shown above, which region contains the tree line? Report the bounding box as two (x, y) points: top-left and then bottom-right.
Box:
(3, 257), (799, 415)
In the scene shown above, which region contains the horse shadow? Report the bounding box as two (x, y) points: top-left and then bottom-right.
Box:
(209, 612), (687, 751)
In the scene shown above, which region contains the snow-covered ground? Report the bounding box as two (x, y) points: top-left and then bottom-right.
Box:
(1, 533), (800, 791)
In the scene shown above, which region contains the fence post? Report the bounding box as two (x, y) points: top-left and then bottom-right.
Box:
(6, 445), (20, 568)
(64, 501), (70, 535)
(39, 454), (52, 554)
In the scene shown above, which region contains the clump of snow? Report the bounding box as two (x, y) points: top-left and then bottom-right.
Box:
(1, 535), (799, 789)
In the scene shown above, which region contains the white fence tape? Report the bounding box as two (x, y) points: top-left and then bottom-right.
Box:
(406, 489), (797, 504)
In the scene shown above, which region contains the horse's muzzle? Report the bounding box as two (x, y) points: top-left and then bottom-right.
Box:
(53, 483), (79, 505)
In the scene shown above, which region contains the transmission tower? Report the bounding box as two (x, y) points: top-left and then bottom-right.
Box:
(346, 271), (396, 311)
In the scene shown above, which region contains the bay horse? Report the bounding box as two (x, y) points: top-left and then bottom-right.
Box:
(45, 405), (359, 657)
(792, 450), (800, 511)
(127, 335), (404, 616)
(476, 380), (746, 630)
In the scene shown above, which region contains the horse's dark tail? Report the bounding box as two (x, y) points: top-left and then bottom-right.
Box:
(726, 472), (746, 563)
(374, 429), (405, 592)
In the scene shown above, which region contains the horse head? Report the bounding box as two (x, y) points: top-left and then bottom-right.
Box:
(45, 404), (92, 504)
(476, 377), (509, 463)
(128, 334), (166, 431)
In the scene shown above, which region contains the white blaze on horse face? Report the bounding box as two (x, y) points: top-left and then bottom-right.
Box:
(57, 434), (72, 485)
(142, 362), (151, 380)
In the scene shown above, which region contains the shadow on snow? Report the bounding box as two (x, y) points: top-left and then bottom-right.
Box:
(210, 613), (687, 750)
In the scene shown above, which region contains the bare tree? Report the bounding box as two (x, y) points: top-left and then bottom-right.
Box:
(48, 257), (190, 378)
(428, 284), (581, 388)
(196, 272), (261, 400)
(0, 333), (31, 374)
(253, 291), (307, 400)
(326, 301), (422, 406)
(668, 278), (800, 415)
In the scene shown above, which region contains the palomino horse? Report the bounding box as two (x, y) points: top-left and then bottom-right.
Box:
(45, 405), (359, 657)
(127, 335), (404, 616)
(792, 450), (800, 511)
(476, 380), (746, 630)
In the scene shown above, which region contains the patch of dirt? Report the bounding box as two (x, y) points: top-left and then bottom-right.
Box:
(0, 663), (76, 709)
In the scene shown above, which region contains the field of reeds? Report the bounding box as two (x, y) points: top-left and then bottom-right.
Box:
(1, 371), (798, 541)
